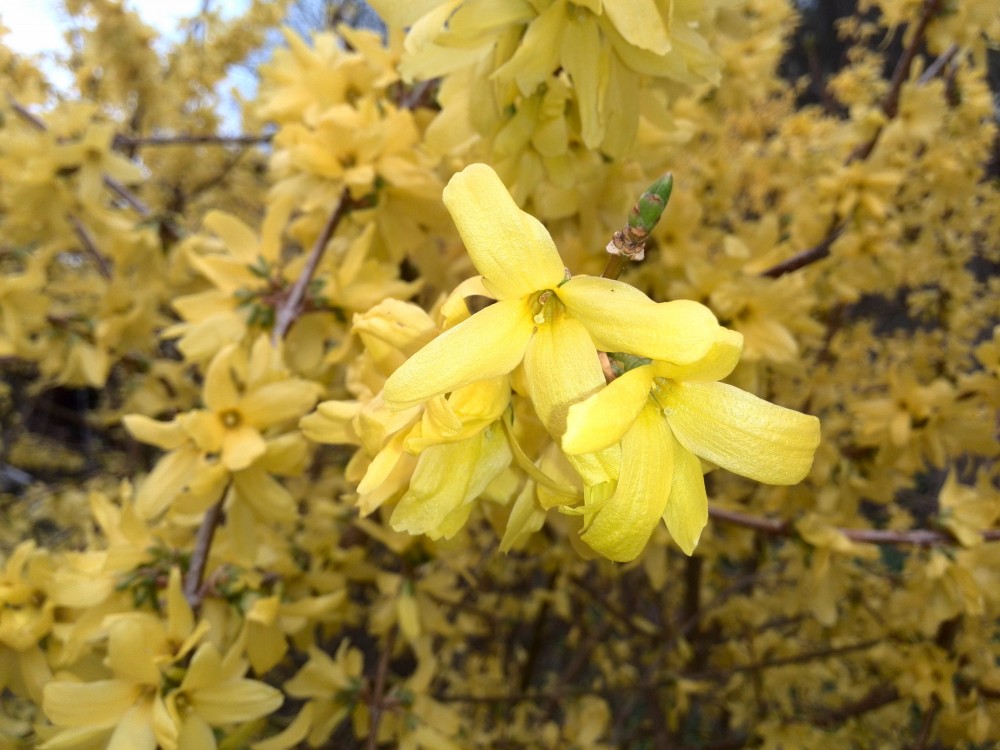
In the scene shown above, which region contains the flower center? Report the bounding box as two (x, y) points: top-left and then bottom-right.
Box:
(220, 409), (242, 429)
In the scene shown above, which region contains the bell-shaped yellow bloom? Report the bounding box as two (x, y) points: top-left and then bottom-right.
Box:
(383, 163), (720, 486)
(564, 329), (821, 561)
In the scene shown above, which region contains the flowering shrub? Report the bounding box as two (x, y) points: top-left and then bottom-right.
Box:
(0, 0), (998, 747)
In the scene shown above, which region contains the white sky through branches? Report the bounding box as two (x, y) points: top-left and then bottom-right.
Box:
(2, 0), (249, 56)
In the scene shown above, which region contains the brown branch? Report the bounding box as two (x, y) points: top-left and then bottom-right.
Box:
(709, 504), (1000, 547)
(103, 175), (152, 217)
(918, 42), (959, 85)
(8, 97), (154, 218)
(760, 223), (846, 279)
(183, 496), (226, 608)
(882, 0), (944, 120)
(6, 96), (47, 131)
(113, 132), (273, 148)
(760, 0), (946, 279)
(271, 187), (353, 343)
(365, 627), (397, 750)
(813, 684), (901, 728)
(67, 215), (113, 279)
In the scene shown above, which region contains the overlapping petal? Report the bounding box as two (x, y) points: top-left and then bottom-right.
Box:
(562, 364), (654, 455)
(581, 403), (673, 562)
(442, 163), (565, 300)
(557, 277), (719, 364)
(662, 433), (709, 555)
(523, 311), (621, 486)
(383, 298), (534, 410)
(660, 381), (821, 485)
(652, 328), (744, 382)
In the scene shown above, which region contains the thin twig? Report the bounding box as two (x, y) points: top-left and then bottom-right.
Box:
(271, 187), (353, 343)
(709, 504), (1000, 546)
(918, 42), (959, 84)
(8, 97), (154, 218)
(113, 132), (274, 148)
(67, 215), (113, 279)
(183, 496), (226, 608)
(366, 627), (398, 750)
(103, 175), (152, 217)
(761, 0), (946, 278)
(6, 96), (47, 130)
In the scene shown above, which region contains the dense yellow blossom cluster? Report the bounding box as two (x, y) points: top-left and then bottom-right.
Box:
(0, 0), (998, 747)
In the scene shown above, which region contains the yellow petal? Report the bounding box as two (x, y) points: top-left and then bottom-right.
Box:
(222, 424), (267, 471)
(203, 211), (259, 264)
(190, 679), (283, 725)
(523, 312), (620, 485)
(202, 345), (240, 412)
(43, 679), (139, 728)
(442, 164), (565, 300)
(107, 617), (163, 685)
(382, 298), (533, 410)
(561, 12), (606, 149)
(175, 711), (216, 750)
(390, 426), (511, 537)
(135, 446), (199, 519)
(652, 327), (743, 382)
(166, 568), (195, 646)
(492, 2), (566, 97)
(662, 434), (708, 555)
(252, 703), (314, 750)
(581, 404), (673, 562)
(563, 365), (654, 454)
(300, 401), (362, 445)
(233, 467), (297, 523)
(602, 0), (670, 54)
(241, 380), (322, 428)
(122, 415), (188, 450)
(107, 703), (156, 750)
(661, 381), (821, 484)
(557, 278), (718, 364)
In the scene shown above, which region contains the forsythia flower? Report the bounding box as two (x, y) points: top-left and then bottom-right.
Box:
(383, 163), (721, 490)
(41, 569), (282, 750)
(563, 329), (821, 560)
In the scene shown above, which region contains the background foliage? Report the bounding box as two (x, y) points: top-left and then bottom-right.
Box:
(1, 0), (999, 747)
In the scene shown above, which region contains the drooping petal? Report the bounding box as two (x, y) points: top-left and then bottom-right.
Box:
(581, 403), (673, 562)
(107, 703), (156, 750)
(662, 432), (708, 555)
(661, 381), (821, 484)
(652, 328), (744, 382)
(233, 466), (297, 523)
(561, 11), (606, 149)
(391, 425), (511, 537)
(563, 365), (654, 454)
(442, 164), (566, 300)
(557, 277), (718, 364)
(523, 311), (621, 486)
(383, 298), (534, 410)
(175, 712), (216, 750)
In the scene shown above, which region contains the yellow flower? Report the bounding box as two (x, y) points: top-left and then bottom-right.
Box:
(383, 163), (720, 488)
(563, 329), (821, 561)
(124, 336), (321, 520)
(41, 569), (282, 750)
